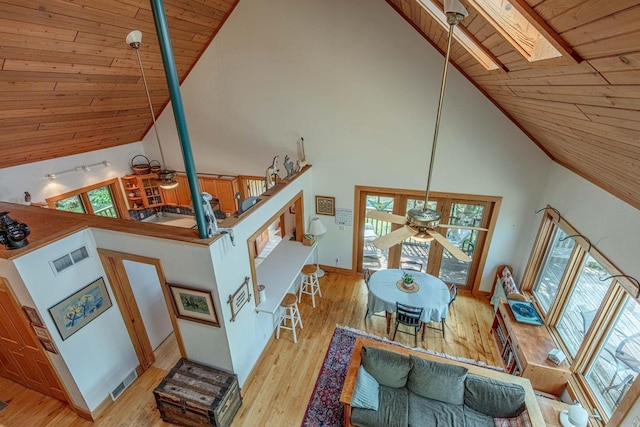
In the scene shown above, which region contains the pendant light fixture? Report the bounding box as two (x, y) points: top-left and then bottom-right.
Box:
(126, 30), (178, 190)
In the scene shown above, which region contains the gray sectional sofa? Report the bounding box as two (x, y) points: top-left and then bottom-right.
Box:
(340, 337), (544, 427)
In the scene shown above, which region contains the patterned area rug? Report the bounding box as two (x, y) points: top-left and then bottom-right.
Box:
(301, 325), (502, 427)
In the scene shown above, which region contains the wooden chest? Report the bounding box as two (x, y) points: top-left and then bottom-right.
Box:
(153, 358), (242, 427)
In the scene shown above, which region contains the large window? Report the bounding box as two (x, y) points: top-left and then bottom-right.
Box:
(523, 208), (640, 423)
(532, 227), (575, 313)
(46, 178), (127, 219)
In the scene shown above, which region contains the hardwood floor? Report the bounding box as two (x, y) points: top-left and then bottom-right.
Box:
(0, 273), (501, 426)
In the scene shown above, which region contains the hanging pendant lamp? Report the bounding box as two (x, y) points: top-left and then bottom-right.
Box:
(126, 30), (178, 190)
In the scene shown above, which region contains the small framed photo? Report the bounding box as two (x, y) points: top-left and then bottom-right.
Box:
(39, 338), (58, 354)
(168, 284), (220, 327)
(32, 324), (51, 340)
(316, 196), (335, 216)
(23, 306), (43, 327)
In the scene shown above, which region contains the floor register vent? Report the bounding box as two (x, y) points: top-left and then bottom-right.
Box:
(110, 369), (138, 401)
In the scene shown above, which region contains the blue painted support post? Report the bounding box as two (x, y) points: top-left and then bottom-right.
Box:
(150, 0), (208, 238)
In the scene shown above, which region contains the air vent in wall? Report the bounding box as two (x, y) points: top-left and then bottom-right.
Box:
(49, 246), (90, 275)
(110, 369), (138, 401)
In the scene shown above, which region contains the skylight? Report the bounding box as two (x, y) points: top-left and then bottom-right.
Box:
(466, 0), (562, 62)
(417, 0), (502, 71)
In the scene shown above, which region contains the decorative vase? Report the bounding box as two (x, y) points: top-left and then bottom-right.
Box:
(0, 212), (31, 250)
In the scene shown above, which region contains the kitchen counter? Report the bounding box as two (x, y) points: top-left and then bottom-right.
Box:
(142, 213), (197, 228)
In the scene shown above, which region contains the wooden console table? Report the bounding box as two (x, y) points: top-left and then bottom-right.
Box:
(491, 300), (571, 395)
(254, 237), (316, 314)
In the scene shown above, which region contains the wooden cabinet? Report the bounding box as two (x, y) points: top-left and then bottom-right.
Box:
(153, 358), (242, 427)
(161, 175), (191, 208)
(121, 174), (164, 210)
(198, 176), (239, 214)
(491, 300), (571, 395)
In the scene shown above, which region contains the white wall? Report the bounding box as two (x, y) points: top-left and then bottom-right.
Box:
(145, 0), (552, 291)
(208, 170), (313, 385)
(90, 229), (234, 372)
(123, 260), (173, 350)
(0, 143), (144, 204)
(11, 230), (138, 411)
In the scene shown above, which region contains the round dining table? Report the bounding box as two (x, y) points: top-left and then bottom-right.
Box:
(366, 269), (451, 334)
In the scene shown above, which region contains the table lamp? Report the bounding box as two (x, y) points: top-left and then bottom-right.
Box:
(308, 217), (328, 277)
(559, 402), (589, 427)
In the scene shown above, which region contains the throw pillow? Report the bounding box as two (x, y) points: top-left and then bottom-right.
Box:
(494, 410), (533, 427)
(464, 374), (526, 418)
(407, 355), (468, 405)
(351, 365), (379, 410)
(361, 346), (412, 388)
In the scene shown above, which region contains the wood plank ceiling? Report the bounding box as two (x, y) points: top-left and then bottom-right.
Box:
(0, 0), (639, 211)
(0, 0), (238, 167)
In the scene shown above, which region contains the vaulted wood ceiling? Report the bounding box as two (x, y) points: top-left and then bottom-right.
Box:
(0, 0), (639, 210)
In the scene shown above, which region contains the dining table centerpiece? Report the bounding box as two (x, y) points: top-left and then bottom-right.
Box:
(397, 271), (419, 293)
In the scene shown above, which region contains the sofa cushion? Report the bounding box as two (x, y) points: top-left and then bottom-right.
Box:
(464, 374), (526, 418)
(352, 365), (379, 410)
(351, 385), (408, 427)
(463, 405), (495, 427)
(408, 392), (465, 427)
(361, 346), (411, 388)
(407, 355), (468, 405)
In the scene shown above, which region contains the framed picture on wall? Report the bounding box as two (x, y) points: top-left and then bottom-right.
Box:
(22, 306), (43, 326)
(168, 283), (220, 327)
(32, 324), (51, 340)
(39, 338), (58, 354)
(48, 277), (113, 340)
(315, 196), (335, 216)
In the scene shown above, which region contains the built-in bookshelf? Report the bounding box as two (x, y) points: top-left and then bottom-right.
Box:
(490, 301), (570, 396)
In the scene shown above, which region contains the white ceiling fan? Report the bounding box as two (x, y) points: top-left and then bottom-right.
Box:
(367, 0), (487, 263)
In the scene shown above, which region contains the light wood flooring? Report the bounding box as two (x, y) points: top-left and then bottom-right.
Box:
(0, 272), (501, 426)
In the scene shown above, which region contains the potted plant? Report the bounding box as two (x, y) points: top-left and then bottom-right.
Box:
(402, 272), (414, 285)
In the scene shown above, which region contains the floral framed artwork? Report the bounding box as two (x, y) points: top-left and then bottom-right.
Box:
(315, 196), (335, 216)
(23, 306), (43, 327)
(48, 277), (113, 340)
(168, 284), (220, 327)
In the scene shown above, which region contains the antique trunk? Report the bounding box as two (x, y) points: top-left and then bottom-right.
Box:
(153, 358), (242, 427)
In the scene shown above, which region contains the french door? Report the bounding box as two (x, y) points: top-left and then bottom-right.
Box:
(355, 186), (499, 293)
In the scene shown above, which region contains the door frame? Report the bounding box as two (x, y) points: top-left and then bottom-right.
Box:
(353, 185), (501, 295)
(98, 249), (186, 372)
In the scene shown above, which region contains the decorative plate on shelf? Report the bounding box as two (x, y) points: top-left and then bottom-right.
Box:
(507, 300), (544, 325)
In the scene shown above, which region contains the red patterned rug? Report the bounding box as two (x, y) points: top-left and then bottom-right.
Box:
(301, 325), (502, 426)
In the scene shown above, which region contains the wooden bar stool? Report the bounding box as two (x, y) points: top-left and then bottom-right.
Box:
(299, 264), (322, 308)
(276, 293), (303, 343)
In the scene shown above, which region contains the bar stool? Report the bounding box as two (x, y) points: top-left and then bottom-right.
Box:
(299, 264), (322, 308)
(276, 293), (303, 343)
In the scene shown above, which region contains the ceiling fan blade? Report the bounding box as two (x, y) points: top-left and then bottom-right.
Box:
(438, 224), (488, 231)
(366, 210), (407, 225)
(373, 226), (418, 250)
(426, 230), (472, 263)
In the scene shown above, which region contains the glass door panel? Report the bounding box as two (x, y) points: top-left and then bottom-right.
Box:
(88, 186), (118, 218)
(585, 296), (640, 416)
(533, 228), (576, 313)
(556, 254), (611, 357)
(438, 202), (484, 287)
(54, 195), (86, 213)
(400, 198), (436, 273)
(363, 196), (394, 271)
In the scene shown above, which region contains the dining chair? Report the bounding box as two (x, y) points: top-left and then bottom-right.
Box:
(393, 302), (424, 347)
(423, 283), (457, 339)
(363, 269), (386, 321)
